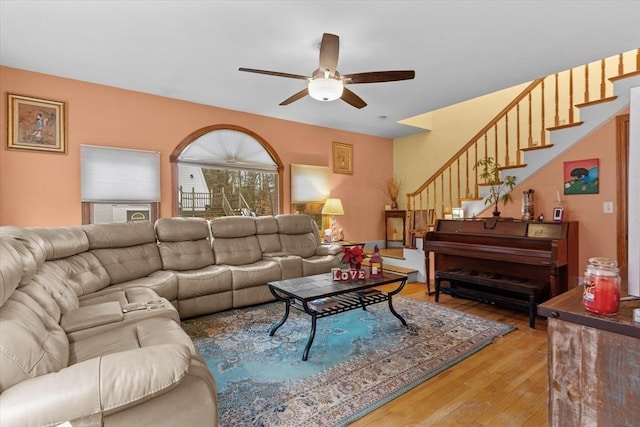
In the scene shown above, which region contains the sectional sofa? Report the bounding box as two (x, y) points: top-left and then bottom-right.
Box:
(0, 214), (342, 427)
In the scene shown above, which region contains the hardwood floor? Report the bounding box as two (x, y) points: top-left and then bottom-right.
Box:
(349, 282), (549, 427)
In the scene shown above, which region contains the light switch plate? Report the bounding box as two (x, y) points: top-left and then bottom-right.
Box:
(603, 201), (614, 213)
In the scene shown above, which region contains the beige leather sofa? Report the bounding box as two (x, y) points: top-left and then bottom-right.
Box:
(0, 214), (341, 426)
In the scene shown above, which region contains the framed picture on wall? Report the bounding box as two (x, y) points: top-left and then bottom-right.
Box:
(7, 93), (67, 154)
(333, 142), (353, 174)
(563, 158), (599, 195)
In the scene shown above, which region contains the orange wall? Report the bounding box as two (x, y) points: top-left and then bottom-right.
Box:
(497, 112), (625, 274)
(0, 66), (392, 240)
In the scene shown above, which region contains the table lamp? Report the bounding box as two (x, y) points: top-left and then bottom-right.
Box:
(322, 198), (344, 242)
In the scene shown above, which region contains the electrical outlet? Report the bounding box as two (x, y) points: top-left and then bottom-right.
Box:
(603, 201), (614, 214)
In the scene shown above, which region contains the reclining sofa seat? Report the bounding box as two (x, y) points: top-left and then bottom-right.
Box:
(209, 216), (281, 308)
(255, 216), (304, 279)
(155, 217), (233, 319)
(275, 214), (342, 276)
(24, 226), (179, 340)
(0, 232), (218, 427)
(82, 222), (178, 307)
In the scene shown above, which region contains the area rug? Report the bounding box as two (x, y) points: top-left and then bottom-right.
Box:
(182, 296), (514, 427)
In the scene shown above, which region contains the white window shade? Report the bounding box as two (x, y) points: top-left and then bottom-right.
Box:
(290, 164), (329, 203)
(81, 145), (161, 202)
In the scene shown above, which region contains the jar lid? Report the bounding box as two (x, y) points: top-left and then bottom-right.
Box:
(588, 257), (618, 268)
(586, 257), (619, 275)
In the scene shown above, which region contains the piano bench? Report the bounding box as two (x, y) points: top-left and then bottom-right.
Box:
(434, 269), (550, 328)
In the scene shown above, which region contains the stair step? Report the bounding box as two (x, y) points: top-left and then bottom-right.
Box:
(520, 144), (556, 152)
(361, 259), (417, 275)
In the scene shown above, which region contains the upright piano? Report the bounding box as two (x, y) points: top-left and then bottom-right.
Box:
(424, 218), (578, 302)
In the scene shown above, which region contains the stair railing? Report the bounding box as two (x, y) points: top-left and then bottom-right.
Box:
(406, 48), (640, 220)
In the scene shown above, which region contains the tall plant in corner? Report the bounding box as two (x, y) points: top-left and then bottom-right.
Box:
(475, 157), (517, 216)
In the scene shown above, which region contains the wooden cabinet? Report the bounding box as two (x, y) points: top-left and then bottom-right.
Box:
(384, 210), (406, 248)
(538, 287), (640, 427)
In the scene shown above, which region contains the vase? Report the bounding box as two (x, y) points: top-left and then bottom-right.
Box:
(350, 263), (361, 271)
(391, 201), (398, 209)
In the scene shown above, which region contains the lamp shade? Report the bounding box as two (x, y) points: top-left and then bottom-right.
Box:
(308, 77), (344, 101)
(322, 198), (344, 215)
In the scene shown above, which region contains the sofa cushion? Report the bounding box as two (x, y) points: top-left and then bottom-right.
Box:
(44, 252), (111, 296)
(28, 226), (89, 260)
(0, 239), (24, 305)
(212, 235), (262, 266)
(255, 216), (282, 254)
(0, 291), (69, 393)
(276, 214), (321, 259)
(83, 222), (157, 249)
(68, 317), (194, 364)
(0, 228), (45, 285)
(84, 222), (164, 285)
(209, 216), (256, 238)
(155, 217), (210, 242)
(158, 240), (215, 271)
(31, 265), (81, 314)
(91, 243), (163, 284)
(210, 217), (262, 265)
(156, 217), (215, 271)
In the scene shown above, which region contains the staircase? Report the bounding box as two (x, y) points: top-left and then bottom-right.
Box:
(406, 48), (640, 219)
(395, 48), (639, 284)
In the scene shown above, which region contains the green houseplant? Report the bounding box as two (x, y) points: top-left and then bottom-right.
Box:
(475, 157), (517, 216)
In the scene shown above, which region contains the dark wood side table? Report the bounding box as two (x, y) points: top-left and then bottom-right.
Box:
(384, 209), (406, 248)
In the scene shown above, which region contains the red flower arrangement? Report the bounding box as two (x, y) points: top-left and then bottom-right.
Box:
(342, 246), (365, 269)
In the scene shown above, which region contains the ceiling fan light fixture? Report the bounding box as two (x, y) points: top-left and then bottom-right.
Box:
(308, 77), (343, 102)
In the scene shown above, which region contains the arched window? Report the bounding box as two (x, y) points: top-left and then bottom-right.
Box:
(171, 125), (283, 218)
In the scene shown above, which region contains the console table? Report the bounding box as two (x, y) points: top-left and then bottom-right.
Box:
(384, 209), (406, 248)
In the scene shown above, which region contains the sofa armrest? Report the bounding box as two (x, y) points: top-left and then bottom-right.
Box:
(0, 343), (192, 427)
(316, 244), (342, 256)
(60, 301), (124, 333)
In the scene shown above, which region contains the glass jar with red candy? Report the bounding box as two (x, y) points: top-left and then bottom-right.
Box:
(583, 257), (620, 315)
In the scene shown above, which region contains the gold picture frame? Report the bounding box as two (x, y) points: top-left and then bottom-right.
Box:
(7, 93), (67, 154)
(332, 142), (353, 174)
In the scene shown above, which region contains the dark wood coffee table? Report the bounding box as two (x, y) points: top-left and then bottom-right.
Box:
(268, 272), (408, 360)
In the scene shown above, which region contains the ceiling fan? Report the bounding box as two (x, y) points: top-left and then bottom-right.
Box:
(239, 33), (415, 109)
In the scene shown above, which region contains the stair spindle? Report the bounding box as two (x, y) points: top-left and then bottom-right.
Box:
(600, 59), (606, 99)
(554, 73), (560, 126)
(568, 69), (575, 124)
(540, 80), (546, 146)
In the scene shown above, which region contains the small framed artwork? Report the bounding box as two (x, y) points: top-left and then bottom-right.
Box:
(7, 93), (67, 154)
(563, 158), (599, 195)
(552, 207), (564, 222)
(333, 142), (353, 174)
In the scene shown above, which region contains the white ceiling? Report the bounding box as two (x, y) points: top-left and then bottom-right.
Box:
(1, 1), (639, 139)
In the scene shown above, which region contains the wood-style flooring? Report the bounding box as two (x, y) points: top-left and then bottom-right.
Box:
(348, 282), (549, 427)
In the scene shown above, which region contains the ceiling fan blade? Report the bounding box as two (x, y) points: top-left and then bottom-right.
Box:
(280, 88), (309, 106)
(318, 33), (339, 76)
(341, 87), (367, 109)
(239, 68), (309, 80)
(342, 70), (415, 84)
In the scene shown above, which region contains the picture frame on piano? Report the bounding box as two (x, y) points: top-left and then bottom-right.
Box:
(552, 207), (564, 222)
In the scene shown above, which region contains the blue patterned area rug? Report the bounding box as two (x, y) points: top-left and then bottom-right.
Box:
(182, 296), (514, 427)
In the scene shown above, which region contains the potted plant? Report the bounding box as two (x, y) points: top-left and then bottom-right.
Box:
(475, 157), (517, 216)
(384, 176), (401, 209)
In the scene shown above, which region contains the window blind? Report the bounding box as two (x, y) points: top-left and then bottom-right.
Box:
(290, 164), (329, 203)
(81, 145), (161, 202)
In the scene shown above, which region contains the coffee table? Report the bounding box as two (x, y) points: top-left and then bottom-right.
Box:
(268, 272), (408, 360)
